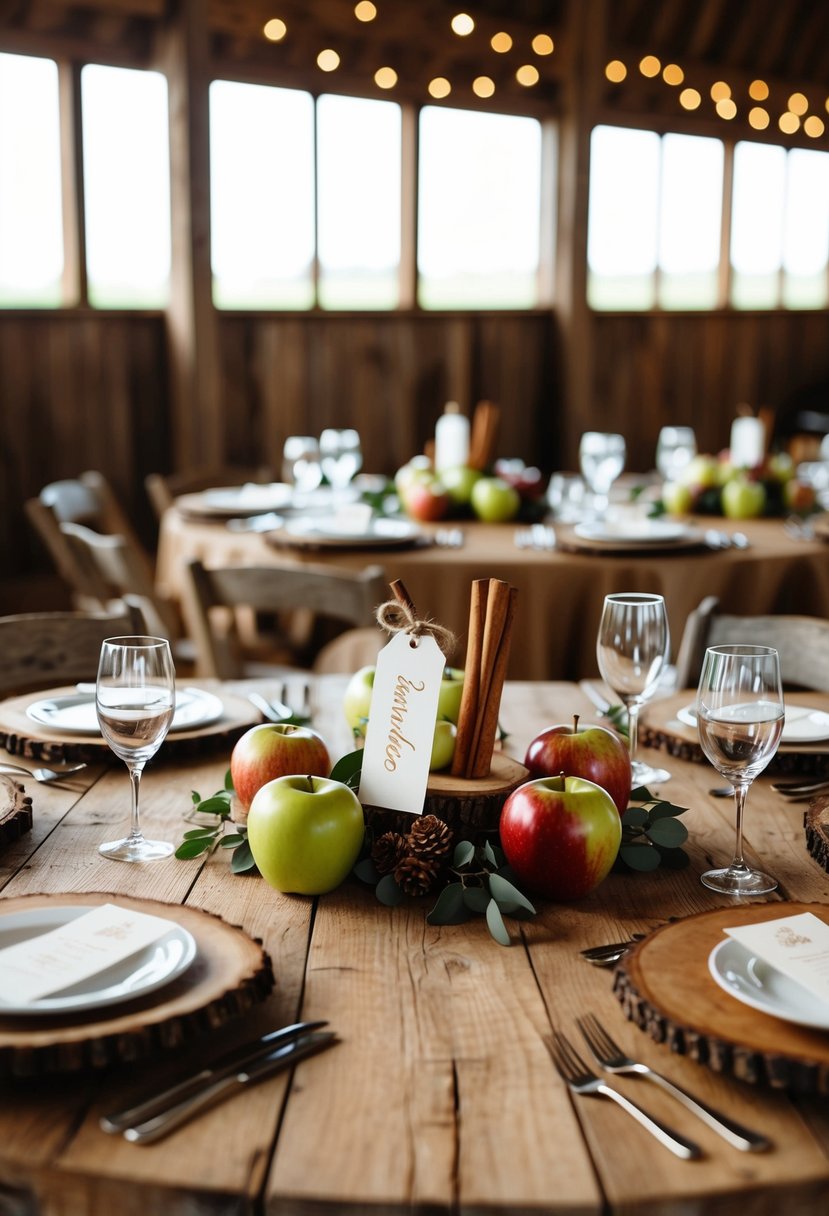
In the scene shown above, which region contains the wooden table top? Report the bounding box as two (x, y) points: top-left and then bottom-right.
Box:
(2, 676), (829, 1215)
(156, 511), (829, 680)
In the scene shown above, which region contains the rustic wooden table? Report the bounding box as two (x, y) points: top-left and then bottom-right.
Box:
(2, 677), (829, 1215)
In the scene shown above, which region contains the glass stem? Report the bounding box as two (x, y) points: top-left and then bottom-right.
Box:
(626, 702), (640, 765)
(127, 762), (145, 842)
(730, 780), (749, 871)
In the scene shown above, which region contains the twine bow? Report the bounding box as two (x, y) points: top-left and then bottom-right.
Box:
(375, 598), (456, 659)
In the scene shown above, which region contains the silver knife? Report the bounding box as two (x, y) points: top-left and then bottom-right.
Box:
(122, 1031), (337, 1144)
(101, 1019), (327, 1134)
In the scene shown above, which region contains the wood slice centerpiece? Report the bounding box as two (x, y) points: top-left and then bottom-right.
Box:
(0, 777), (33, 850)
(613, 902), (829, 1094)
(0, 892), (274, 1078)
(805, 794), (829, 872)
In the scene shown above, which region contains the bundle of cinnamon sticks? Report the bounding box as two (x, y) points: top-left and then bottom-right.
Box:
(468, 400), (500, 471)
(451, 578), (518, 779)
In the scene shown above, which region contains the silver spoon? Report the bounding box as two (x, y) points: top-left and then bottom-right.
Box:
(0, 761), (87, 785)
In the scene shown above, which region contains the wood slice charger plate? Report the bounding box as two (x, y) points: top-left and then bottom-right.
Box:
(614, 902), (829, 1094)
(0, 686), (260, 765)
(0, 892), (274, 1079)
(641, 690), (829, 777)
(0, 777), (33, 850)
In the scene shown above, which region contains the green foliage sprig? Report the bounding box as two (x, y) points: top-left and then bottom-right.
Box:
(175, 769), (257, 873)
(614, 785), (689, 873)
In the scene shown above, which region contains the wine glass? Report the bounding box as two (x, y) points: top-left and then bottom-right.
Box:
(96, 636), (176, 862)
(656, 426), (697, 482)
(696, 645), (784, 895)
(579, 432), (626, 517)
(597, 593), (671, 786)
(320, 428), (363, 491)
(282, 436), (323, 494)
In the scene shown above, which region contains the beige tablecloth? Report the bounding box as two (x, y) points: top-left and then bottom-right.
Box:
(157, 512), (829, 679)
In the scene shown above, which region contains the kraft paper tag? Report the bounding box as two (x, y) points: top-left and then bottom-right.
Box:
(0, 902), (178, 1006)
(358, 631), (445, 815)
(724, 912), (829, 1006)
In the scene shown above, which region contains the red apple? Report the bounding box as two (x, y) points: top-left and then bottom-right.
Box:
(500, 774), (622, 901)
(524, 714), (631, 814)
(402, 478), (451, 522)
(230, 722), (330, 811)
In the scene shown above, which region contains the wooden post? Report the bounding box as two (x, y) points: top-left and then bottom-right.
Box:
(58, 60), (87, 307)
(158, 0), (222, 470)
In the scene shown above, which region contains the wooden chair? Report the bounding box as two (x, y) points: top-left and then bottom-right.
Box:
(182, 560), (387, 678)
(25, 471), (154, 610)
(674, 596), (829, 690)
(145, 466), (273, 521)
(0, 605), (146, 696)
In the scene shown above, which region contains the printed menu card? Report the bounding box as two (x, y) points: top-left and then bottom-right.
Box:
(725, 912), (829, 1005)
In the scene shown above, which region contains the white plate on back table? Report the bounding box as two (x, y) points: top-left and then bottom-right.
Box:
(0, 905), (197, 1017)
(708, 938), (829, 1030)
(676, 702), (829, 744)
(26, 687), (224, 736)
(272, 515), (422, 548)
(573, 519), (690, 545)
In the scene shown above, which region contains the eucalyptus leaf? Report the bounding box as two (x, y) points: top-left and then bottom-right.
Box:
(426, 882), (469, 925)
(182, 827), (219, 840)
(219, 833), (246, 848)
(619, 842), (662, 872)
(195, 795), (233, 817)
(174, 837), (215, 859)
(190, 790), (202, 805)
(649, 800), (689, 820)
(230, 840), (257, 873)
(353, 857), (381, 884)
(630, 785), (654, 801)
(488, 873), (536, 916)
(484, 840), (504, 869)
(655, 845), (690, 869)
(463, 886), (490, 913)
(485, 898), (511, 946)
(329, 747), (364, 789)
(645, 817), (689, 848)
(622, 806), (649, 827)
(376, 874), (404, 907)
(453, 840), (475, 868)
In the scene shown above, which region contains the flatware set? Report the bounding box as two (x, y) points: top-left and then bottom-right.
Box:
(0, 761), (87, 785)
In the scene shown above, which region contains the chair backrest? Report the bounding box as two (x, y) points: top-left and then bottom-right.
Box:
(0, 605), (146, 696)
(182, 559), (387, 678)
(57, 523), (179, 640)
(25, 471), (153, 606)
(145, 466), (273, 520)
(674, 596), (829, 690)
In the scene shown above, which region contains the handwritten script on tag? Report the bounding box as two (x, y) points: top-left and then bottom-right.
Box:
(358, 631), (445, 814)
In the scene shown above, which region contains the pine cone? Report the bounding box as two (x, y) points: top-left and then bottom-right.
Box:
(407, 814), (453, 863)
(393, 854), (439, 897)
(371, 831), (407, 875)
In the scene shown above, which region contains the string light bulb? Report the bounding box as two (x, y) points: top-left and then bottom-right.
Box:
(317, 49), (340, 71)
(374, 67), (397, 89)
(716, 98), (737, 119)
(639, 55), (660, 77)
(804, 115), (825, 138)
(710, 81), (731, 101)
(748, 107), (770, 130)
(749, 80), (769, 101)
(605, 60), (627, 83)
(354, 1), (376, 20)
(472, 76), (495, 98)
(491, 32), (512, 52)
(788, 92), (808, 115)
(428, 77), (451, 99)
(451, 13), (474, 35)
(779, 111), (800, 134)
(263, 18), (286, 41)
(532, 34), (554, 55)
(516, 65), (539, 86)
(662, 64), (684, 85)
(679, 88), (701, 110)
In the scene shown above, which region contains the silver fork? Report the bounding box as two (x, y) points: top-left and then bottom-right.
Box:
(546, 1031), (702, 1160)
(576, 1014), (770, 1152)
(0, 761), (88, 785)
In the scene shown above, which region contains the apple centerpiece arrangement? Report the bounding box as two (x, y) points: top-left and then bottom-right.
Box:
(246, 774), (365, 895)
(499, 774), (622, 900)
(661, 450), (817, 519)
(392, 456), (545, 525)
(343, 664), (464, 772)
(524, 714), (632, 814)
(230, 722), (331, 813)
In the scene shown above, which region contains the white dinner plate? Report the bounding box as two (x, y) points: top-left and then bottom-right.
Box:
(708, 938), (829, 1030)
(274, 516), (423, 548)
(574, 519), (690, 545)
(26, 687), (224, 736)
(0, 905), (197, 1017)
(202, 483), (294, 514)
(677, 702), (829, 744)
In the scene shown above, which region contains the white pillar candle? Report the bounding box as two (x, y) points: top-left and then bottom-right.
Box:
(730, 416), (765, 468)
(435, 402), (470, 471)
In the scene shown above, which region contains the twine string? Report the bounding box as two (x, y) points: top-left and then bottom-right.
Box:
(375, 599), (456, 659)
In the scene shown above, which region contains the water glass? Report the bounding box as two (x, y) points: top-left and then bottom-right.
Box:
(696, 645), (784, 895)
(547, 472), (586, 522)
(656, 426), (697, 482)
(320, 428), (362, 490)
(596, 593), (671, 786)
(97, 636), (175, 862)
(283, 436), (323, 494)
(579, 432), (626, 516)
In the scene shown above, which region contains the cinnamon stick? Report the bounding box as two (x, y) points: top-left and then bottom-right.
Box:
(389, 578), (418, 618)
(470, 586), (517, 778)
(450, 579), (488, 777)
(467, 579), (512, 777)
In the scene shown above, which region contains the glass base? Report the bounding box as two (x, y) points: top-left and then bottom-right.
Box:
(99, 835), (174, 863)
(632, 759), (671, 786)
(701, 865), (778, 896)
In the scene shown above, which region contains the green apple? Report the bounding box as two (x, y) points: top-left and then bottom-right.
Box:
(247, 774), (365, 895)
(721, 476), (766, 520)
(661, 481), (693, 516)
(768, 453), (795, 483)
(437, 667), (465, 724)
(430, 720), (457, 771)
(441, 465), (482, 506)
(470, 476), (521, 523)
(343, 665), (375, 736)
(680, 454), (719, 490)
